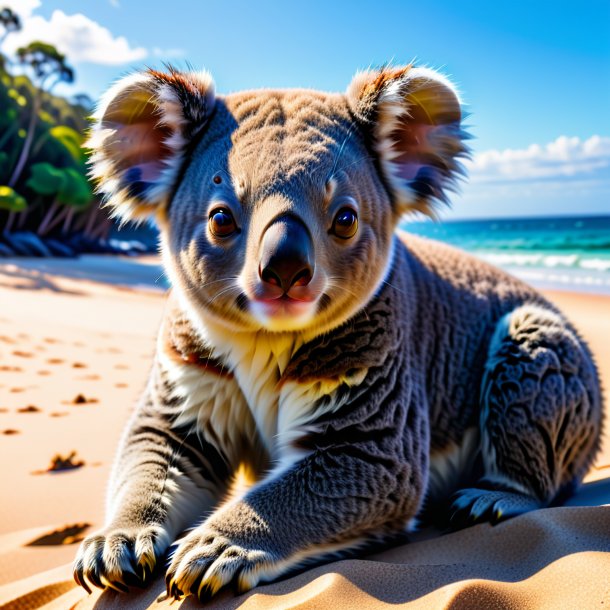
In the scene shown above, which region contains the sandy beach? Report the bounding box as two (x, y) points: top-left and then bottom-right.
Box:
(0, 256), (608, 609)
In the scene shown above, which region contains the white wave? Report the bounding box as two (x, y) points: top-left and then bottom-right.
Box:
(479, 253), (544, 267)
(542, 255), (579, 268)
(505, 267), (610, 294)
(579, 258), (610, 272)
(477, 252), (610, 272)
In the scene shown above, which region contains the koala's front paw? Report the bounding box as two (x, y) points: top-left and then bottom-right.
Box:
(73, 524), (169, 593)
(165, 524), (279, 602)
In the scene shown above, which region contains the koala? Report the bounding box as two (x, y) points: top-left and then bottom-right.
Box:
(73, 64), (602, 602)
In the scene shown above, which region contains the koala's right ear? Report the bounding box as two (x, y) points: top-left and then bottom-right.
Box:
(87, 68), (215, 223)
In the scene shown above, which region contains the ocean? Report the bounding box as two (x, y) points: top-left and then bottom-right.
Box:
(401, 215), (610, 295)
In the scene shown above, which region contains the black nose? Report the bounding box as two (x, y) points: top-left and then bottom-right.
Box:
(259, 216), (314, 292)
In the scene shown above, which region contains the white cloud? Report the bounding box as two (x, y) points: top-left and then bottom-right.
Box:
(467, 135), (610, 183)
(3, 9), (147, 66)
(450, 135), (610, 219)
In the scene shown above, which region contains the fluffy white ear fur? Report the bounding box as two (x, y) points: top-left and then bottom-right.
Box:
(87, 68), (216, 222)
(346, 65), (470, 217)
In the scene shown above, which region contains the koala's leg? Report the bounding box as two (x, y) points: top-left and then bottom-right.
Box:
(73, 368), (231, 593)
(450, 304), (602, 528)
(165, 424), (425, 601)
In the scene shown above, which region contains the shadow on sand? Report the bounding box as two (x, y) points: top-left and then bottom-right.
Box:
(87, 480), (610, 609)
(0, 256), (167, 295)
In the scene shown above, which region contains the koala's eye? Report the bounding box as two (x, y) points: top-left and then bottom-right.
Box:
(209, 208), (237, 238)
(331, 207), (358, 240)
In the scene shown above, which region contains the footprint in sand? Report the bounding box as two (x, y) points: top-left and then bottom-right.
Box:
(2, 429), (20, 435)
(37, 370), (52, 376)
(0, 408), (8, 413)
(77, 374), (100, 381)
(10, 387), (25, 393)
(114, 364), (129, 370)
(12, 350), (33, 358)
(72, 362), (87, 369)
(115, 383), (129, 388)
(26, 523), (91, 546)
(46, 358), (64, 365)
(50, 412), (69, 418)
(0, 365), (22, 372)
(0, 335), (16, 344)
(17, 405), (41, 413)
(32, 451), (85, 475)
(71, 394), (99, 405)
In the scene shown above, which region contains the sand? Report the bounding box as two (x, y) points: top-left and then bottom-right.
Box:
(0, 257), (608, 609)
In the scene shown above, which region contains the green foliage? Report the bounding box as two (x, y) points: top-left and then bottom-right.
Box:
(0, 29), (99, 235)
(0, 185), (27, 211)
(26, 162), (66, 195)
(26, 163), (91, 207)
(49, 125), (84, 164)
(57, 167), (92, 207)
(16, 41), (74, 88)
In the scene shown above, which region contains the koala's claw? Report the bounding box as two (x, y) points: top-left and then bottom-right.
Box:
(449, 484), (541, 529)
(73, 525), (167, 593)
(166, 526), (277, 602)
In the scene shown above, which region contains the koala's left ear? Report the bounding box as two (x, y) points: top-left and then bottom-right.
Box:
(346, 66), (470, 217)
(87, 67), (216, 223)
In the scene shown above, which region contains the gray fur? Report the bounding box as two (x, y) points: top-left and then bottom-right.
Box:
(73, 65), (603, 602)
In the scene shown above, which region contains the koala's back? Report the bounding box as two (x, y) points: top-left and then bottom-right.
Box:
(396, 231), (552, 451)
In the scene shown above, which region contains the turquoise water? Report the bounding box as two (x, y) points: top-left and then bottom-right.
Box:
(401, 215), (610, 294)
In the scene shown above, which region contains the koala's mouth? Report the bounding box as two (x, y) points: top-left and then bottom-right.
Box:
(245, 287), (324, 328)
(253, 294), (316, 316)
(236, 278), (329, 331)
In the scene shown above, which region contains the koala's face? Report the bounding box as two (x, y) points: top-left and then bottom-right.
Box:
(165, 91), (395, 333)
(89, 66), (467, 336)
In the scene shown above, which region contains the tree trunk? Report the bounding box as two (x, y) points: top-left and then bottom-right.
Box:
(30, 131), (50, 159)
(4, 211), (16, 233)
(61, 206), (75, 235)
(89, 215), (111, 241)
(40, 204), (69, 236)
(83, 204), (101, 238)
(37, 199), (60, 236)
(17, 207), (29, 229)
(72, 207), (90, 233)
(8, 92), (41, 188)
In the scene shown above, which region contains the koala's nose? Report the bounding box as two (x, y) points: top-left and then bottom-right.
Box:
(259, 216), (314, 292)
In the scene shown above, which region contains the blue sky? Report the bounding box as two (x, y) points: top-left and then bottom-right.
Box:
(3, 0), (610, 219)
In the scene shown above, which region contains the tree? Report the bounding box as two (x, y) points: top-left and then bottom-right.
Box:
(71, 93), (94, 111)
(8, 42), (74, 189)
(0, 7), (21, 48)
(26, 162), (92, 235)
(0, 184), (26, 231)
(0, 185), (26, 212)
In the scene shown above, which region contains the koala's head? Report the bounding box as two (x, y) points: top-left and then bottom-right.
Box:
(89, 65), (468, 336)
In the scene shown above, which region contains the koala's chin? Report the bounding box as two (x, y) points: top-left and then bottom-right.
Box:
(247, 297), (319, 332)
